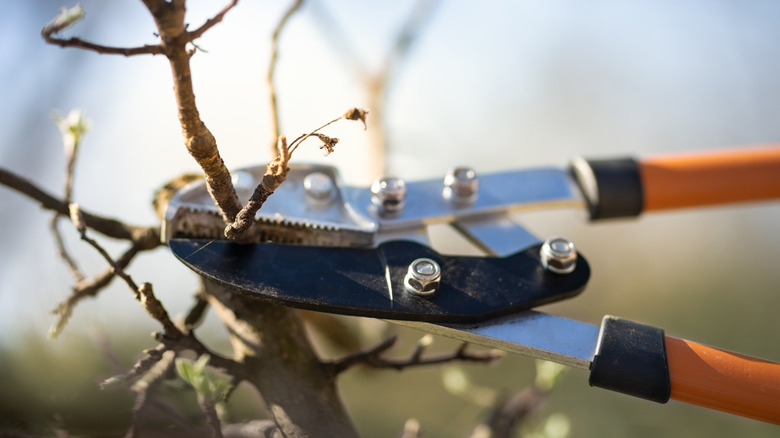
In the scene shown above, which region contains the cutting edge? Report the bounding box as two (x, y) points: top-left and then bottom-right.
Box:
(391, 310), (599, 369)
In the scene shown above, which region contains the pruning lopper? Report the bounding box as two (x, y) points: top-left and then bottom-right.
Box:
(164, 145), (780, 424)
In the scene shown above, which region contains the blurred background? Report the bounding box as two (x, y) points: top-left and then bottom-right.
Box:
(1, 0), (779, 436)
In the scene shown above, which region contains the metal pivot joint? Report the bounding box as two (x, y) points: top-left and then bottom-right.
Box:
(404, 258), (441, 296)
(540, 237), (577, 274)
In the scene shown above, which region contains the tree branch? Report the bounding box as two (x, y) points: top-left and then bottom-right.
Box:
(328, 335), (503, 376)
(183, 292), (210, 329)
(124, 350), (179, 438)
(42, 34), (164, 56)
(310, 0), (441, 176)
(187, 0), (240, 41)
(470, 386), (547, 438)
(0, 167), (160, 247)
(203, 281), (360, 437)
(267, 0), (304, 156)
(139, 0), (243, 225)
(70, 204), (141, 295)
(225, 108), (366, 239)
(50, 243), (141, 338)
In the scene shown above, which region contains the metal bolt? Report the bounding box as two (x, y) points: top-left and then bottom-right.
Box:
(540, 237), (577, 274)
(442, 167), (478, 205)
(370, 176), (407, 214)
(303, 172), (334, 201)
(404, 258), (441, 296)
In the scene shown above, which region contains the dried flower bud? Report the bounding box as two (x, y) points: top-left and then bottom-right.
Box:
(315, 134), (339, 156)
(342, 107), (369, 130)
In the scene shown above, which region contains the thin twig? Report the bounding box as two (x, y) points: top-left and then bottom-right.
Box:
(124, 350), (178, 438)
(101, 345), (167, 390)
(187, 0), (240, 41)
(50, 244), (141, 338)
(183, 293), (210, 330)
(328, 336), (398, 375)
(267, 0), (304, 156)
(70, 204), (140, 294)
(470, 386), (547, 438)
(50, 111), (87, 283)
(310, 0), (441, 176)
(0, 167), (160, 247)
(42, 34), (165, 56)
(224, 108), (367, 239)
(328, 336), (503, 376)
(50, 216), (85, 282)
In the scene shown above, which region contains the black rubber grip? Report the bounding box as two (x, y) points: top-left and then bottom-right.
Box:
(569, 157), (644, 219)
(588, 316), (671, 403)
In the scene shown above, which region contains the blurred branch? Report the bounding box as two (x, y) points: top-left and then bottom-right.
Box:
(397, 418), (422, 438)
(0, 167), (160, 247)
(101, 345), (168, 390)
(50, 216), (84, 282)
(42, 34), (165, 56)
(125, 350), (178, 438)
(41, 4), (163, 56)
(469, 387), (547, 438)
(50, 243), (141, 338)
(311, 0), (442, 175)
(70, 204), (141, 295)
(187, 0), (240, 40)
(267, 0), (304, 156)
(184, 292), (210, 329)
(50, 109), (88, 283)
(328, 335), (503, 375)
(469, 360), (568, 438)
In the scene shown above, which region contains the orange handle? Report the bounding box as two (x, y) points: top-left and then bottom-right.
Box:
(640, 145), (780, 211)
(666, 336), (780, 424)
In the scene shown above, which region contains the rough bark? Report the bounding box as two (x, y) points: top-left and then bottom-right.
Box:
(143, 0), (242, 223)
(204, 281), (359, 438)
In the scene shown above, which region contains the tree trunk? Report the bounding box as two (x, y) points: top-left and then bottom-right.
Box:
(204, 281), (359, 438)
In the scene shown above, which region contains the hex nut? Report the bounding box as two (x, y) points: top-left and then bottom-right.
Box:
(404, 258), (441, 296)
(540, 237), (577, 274)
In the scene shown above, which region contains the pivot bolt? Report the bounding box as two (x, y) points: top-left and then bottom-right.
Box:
(370, 176), (407, 215)
(442, 167), (478, 205)
(303, 172), (334, 201)
(540, 237), (577, 274)
(404, 258), (441, 296)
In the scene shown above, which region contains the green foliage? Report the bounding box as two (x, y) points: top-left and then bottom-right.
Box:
(175, 355), (231, 404)
(534, 360), (567, 391)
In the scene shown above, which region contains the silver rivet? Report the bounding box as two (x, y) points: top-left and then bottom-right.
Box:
(540, 237), (577, 274)
(303, 172), (334, 201)
(370, 176), (407, 215)
(442, 167), (478, 205)
(404, 258), (441, 296)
